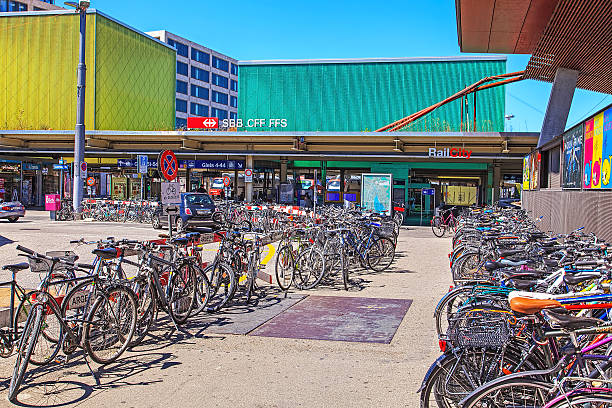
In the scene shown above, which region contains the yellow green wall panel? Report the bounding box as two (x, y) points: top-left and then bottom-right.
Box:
(0, 11), (175, 131)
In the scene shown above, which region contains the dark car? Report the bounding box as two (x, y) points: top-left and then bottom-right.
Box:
(497, 197), (521, 209)
(151, 193), (216, 231)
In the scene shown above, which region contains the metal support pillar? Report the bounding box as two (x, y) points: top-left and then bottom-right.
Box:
(72, 8), (87, 214)
(280, 158), (288, 183)
(538, 68), (579, 147)
(186, 167), (191, 192)
(245, 155), (253, 202)
(493, 163), (501, 202)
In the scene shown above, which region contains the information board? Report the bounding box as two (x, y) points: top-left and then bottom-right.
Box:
(360, 173), (392, 214)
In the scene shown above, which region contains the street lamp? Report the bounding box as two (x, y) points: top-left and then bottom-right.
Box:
(64, 0), (89, 215)
(505, 114), (515, 132)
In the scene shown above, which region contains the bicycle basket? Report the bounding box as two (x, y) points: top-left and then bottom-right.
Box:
(376, 223), (396, 239)
(27, 251), (78, 274)
(447, 309), (512, 348)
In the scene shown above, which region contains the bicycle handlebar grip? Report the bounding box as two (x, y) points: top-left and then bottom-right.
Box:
(16, 245), (35, 255)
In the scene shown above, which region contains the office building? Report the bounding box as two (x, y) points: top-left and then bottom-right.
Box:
(147, 30), (238, 129)
(0, 0), (62, 12)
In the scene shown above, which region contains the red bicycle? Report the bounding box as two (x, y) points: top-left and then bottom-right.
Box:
(431, 206), (458, 237)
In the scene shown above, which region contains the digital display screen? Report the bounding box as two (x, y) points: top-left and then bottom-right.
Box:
(344, 193), (357, 202)
(326, 192), (341, 201)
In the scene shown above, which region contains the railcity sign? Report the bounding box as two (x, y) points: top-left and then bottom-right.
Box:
(428, 147), (473, 159)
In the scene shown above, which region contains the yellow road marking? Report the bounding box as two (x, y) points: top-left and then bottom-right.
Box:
(261, 244), (276, 266)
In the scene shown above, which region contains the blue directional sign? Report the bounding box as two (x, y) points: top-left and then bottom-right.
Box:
(421, 188), (435, 195)
(179, 160), (245, 170)
(53, 164), (70, 170)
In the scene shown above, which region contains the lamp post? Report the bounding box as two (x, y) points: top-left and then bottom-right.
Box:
(65, 0), (90, 215)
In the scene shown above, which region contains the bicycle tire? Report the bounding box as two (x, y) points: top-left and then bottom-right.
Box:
(432, 216), (446, 237)
(275, 245), (294, 291)
(191, 264), (212, 316)
(461, 378), (553, 408)
(367, 237), (395, 272)
(82, 285), (137, 365)
(129, 276), (158, 347)
(341, 249), (349, 291)
(294, 248), (325, 290)
(546, 391), (612, 407)
(8, 304), (43, 402)
(14, 290), (62, 366)
(204, 262), (236, 313)
(168, 264), (196, 325)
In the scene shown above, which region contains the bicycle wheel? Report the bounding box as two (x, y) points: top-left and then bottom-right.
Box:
(432, 216), (446, 237)
(168, 265), (196, 325)
(15, 291), (63, 366)
(341, 249), (349, 291)
(461, 378), (553, 408)
(367, 237), (395, 272)
(547, 391), (612, 407)
(8, 304), (43, 402)
(82, 285), (137, 365)
(294, 248), (325, 290)
(129, 276), (158, 347)
(275, 245), (294, 291)
(191, 264), (211, 315)
(204, 262), (236, 312)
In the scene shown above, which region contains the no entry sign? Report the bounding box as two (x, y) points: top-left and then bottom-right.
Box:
(158, 150), (178, 181)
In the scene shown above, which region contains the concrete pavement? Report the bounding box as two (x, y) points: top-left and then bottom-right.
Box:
(0, 212), (452, 408)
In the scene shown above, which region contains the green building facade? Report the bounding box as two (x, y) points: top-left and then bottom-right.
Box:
(239, 57), (506, 132)
(0, 10), (176, 131)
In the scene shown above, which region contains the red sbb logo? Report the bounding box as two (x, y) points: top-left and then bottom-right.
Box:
(187, 117), (218, 129)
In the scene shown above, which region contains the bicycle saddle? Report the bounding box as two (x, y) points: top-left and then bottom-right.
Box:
(2, 262), (29, 273)
(171, 237), (189, 246)
(505, 278), (538, 291)
(498, 249), (525, 258)
(563, 272), (601, 286)
(509, 295), (561, 314)
(543, 308), (603, 331)
(93, 248), (119, 260)
(185, 232), (201, 239)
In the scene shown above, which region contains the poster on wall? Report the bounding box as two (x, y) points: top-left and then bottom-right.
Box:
(601, 107), (612, 188)
(529, 152), (540, 190)
(583, 118), (594, 188)
(361, 173), (392, 214)
(522, 156), (530, 190)
(592, 112), (604, 188)
(562, 124), (583, 189)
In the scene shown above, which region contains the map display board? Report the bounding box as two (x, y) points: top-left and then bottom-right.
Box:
(361, 173), (392, 214)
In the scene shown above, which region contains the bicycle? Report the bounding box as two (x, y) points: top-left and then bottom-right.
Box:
(431, 206), (459, 237)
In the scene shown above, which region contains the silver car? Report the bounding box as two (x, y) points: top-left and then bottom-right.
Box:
(0, 199), (25, 222)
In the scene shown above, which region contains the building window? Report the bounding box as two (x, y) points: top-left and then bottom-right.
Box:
(4, 1), (27, 11)
(177, 61), (188, 76)
(191, 66), (209, 82)
(211, 107), (228, 120)
(212, 91), (228, 105)
(176, 117), (187, 129)
(176, 98), (187, 113)
(176, 80), (188, 95)
(190, 102), (208, 117)
(38, 0), (54, 3)
(230, 95), (238, 108)
(192, 49), (210, 65)
(212, 56), (229, 72)
(230, 111), (237, 120)
(190, 84), (209, 100)
(231, 63), (238, 76)
(212, 73), (228, 88)
(167, 38), (188, 57)
(230, 79), (238, 92)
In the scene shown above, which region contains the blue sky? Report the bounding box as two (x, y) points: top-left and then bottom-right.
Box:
(99, 0), (611, 132)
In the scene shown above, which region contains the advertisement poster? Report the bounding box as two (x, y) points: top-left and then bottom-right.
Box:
(112, 177), (128, 200)
(562, 124), (583, 189)
(529, 152), (540, 190)
(602, 107), (612, 188)
(522, 156), (530, 190)
(361, 173), (392, 214)
(591, 112), (604, 188)
(583, 118), (594, 188)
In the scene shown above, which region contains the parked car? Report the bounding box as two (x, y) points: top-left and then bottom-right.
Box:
(0, 199), (25, 222)
(209, 178), (225, 198)
(151, 193), (216, 231)
(497, 197), (521, 209)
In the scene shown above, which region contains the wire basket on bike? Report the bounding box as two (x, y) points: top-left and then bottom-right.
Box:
(27, 251), (79, 273)
(447, 308), (513, 348)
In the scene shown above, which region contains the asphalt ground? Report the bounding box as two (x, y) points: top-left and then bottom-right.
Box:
(0, 211), (452, 408)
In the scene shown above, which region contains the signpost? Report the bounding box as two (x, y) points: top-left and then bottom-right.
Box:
(244, 168), (253, 183)
(86, 177), (95, 186)
(158, 150), (178, 182)
(138, 155), (148, 200)
(421, 188), (435, 226)
(223, 175), (231, 187)
(80, 161), (87, 180)
(161, 181), (181, 238)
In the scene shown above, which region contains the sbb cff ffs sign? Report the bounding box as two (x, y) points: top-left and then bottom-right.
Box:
(187, 117), (218, 129)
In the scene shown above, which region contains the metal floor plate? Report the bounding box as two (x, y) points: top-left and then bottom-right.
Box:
(195, 292), (306, 335)
(249, 295), (412, 343)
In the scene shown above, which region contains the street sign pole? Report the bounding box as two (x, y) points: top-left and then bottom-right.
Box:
(72, 7), (87, 215)
(420, 191), (423, 226)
